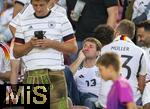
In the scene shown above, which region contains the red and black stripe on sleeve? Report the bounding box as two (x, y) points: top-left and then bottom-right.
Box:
(14, 38), (25, 44)
(63, 34), (76, 42)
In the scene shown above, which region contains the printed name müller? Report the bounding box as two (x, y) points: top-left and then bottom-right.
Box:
(0, 84), (50, 109)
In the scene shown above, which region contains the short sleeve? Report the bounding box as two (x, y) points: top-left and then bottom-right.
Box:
(138, 51), (148, 76)
(118, 80), (134, 103)
(61, 17), (75, 42)
(104, 0), (118, 8)
(14, 18), (25, 44)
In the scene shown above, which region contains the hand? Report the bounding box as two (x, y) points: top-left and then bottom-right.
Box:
(70, 10), (79, 21)
(35, 38), (54, 49)
(6, 91), (19, 104)
(78, 50), (86, 61)
(29, 37), (40, 47)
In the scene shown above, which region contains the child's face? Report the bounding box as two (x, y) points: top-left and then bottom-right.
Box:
(98, 65), (111, 81)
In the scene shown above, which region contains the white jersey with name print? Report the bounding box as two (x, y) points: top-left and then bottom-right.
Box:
(15, 10), (74, 71)
(98, 35), (147, 107)
(0, 42), (11, 84)
(74, 66), (101, 96)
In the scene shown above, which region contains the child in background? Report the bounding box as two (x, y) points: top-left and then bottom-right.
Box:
(96, 52), (137, 109)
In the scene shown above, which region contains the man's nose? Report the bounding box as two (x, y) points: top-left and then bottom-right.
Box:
(84, 47), (89, 51)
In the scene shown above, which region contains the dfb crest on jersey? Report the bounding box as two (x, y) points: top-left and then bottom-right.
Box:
(48, 21), (56, 29)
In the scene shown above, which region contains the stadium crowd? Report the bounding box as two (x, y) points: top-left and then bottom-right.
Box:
(0, 0), (150, 109)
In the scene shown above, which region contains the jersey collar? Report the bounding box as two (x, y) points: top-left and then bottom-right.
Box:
(34, 10), (51, 19)
(113, 35), (134, 44)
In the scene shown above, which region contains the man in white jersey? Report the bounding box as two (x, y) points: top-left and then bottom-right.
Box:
(0, 41), (11, 84)
(136, 20), (150, 109)
(13, 0), (78, 109)
(97, 19), (147, 108)
(9, 0), (66, 84)
(69, 37), (102, 109)
(132, 0), (150, 24)
(8, 0), (67, 105)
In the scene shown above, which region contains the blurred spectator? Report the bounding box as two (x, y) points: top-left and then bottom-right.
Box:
(132, 0), (150, 24)
(0, 0), (4, 14)
(68, 0), (118, 62)
(0, 41), (11, 84)
(136, 20), (150, 109)
(58, 0), (67, 9)
(94, 24), (114, 46)
(118, 0), (129, 21)
(136, 21), (146, 47)
(125, 0), (135, 20)
(0, 0), (14, 42)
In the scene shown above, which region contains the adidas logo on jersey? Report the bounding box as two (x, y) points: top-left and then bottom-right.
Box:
(79, 75), (84, 78)
(28, 26), (33, 29)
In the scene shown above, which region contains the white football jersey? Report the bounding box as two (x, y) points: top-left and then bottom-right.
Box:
(74, 66), (101, 96)
(10, 3), (66, 29)
(98, 35), (147, 107)
(0, 42), (11, 84)
(142, 47), (150, 80)
(142, 82), (150, 105)
(14, 10), (74, 71)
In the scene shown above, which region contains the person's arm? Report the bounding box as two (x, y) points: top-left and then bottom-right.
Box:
(10, 59), (20, 84)
(137, 52), (148, 93)
(137, 75), (146, 93)
(126, 102), (137, 109)
(106, 6), (118, 28)
(9, 25), (16, 37)
(69, 50), (85, 74)
(13, 1), (24, 17)
(13, 37), (38, 58)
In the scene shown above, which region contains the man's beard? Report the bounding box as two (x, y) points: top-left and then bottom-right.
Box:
(136, 41), (145, 47)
